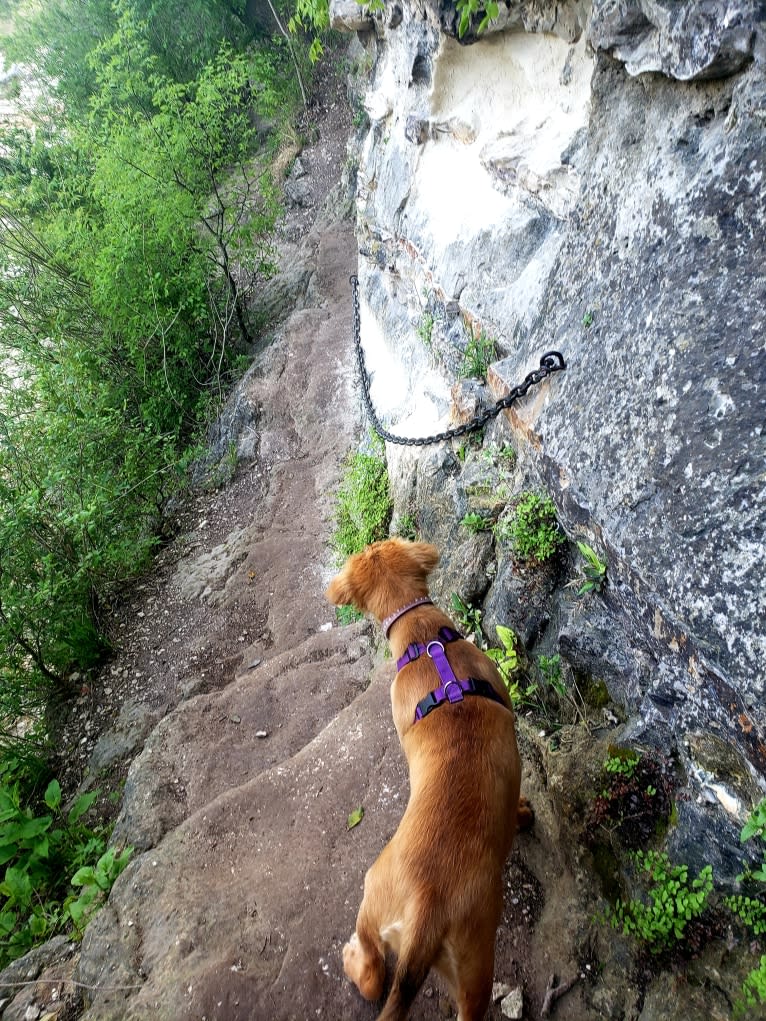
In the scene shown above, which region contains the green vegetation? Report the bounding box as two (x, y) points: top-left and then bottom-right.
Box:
(496, 492), (564, 562)
(392, 513), (418, 541)
(486, 624), (519, 686)
(726, 798), (766, 1011)
(538, 653), (564, 696)
(0, 1), (314, 730)
(335, 605), (364, 625)
(460, 511), (491, 534)
(604, 750), (641, 780)
(608, 851), (713, 953)
(739, 796), (766, 881)
(582, 310), (594, 328)
(417, 310), (435, 347)
(0, 0), (321, 964)
(455, 0), (499, 38)
(0, 757), (131, 966)
(576, 541), (608, 595)
(461, 328), (496, 380)
(331, 444), (391, 562)
(450, 593), (483, 643)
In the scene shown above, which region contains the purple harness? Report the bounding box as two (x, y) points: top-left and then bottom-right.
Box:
(396, 626), (507, 723)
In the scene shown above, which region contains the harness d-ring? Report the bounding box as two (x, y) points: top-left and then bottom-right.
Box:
(426, 640), (445, 658)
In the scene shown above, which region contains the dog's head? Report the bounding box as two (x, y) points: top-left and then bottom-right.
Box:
(326, 539), (439, 619)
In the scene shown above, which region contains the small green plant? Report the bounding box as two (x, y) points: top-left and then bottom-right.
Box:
(576, 541), (607, 595)
(336, 605), (364, 625)
(460, 512), (491, 534)
(455, 0), (499, 37)
(582, 310), (594, 328)
(450, 593), (482, 643)
(417, 310), (435, 347)
(501, 493), (564, 563)
(726, 894), (766, 935)
(393, 513), (417, 541)
(741, 957), (766, 1011)
(608, 851), (713, 953)
(461, 328), (496, 380)
(506, 678), (541, 711)
(498, 443), (517, 468)
(486, 625), (519, 687)
(726, 799), (766, 1012)
(739, 797), (766, 881)
(538, 654), (565, 697)
(67, 845), (133, 934)
(332, 444), (392, 562)
(604, 750), (641, 780)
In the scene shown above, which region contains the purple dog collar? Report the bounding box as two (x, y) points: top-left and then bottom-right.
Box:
(382, 597), (433, 638)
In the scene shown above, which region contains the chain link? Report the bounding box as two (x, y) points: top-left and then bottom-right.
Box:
(350, 274), (566, 446)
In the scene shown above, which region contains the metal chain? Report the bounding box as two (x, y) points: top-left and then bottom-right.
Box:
(350, 274), (566, 446)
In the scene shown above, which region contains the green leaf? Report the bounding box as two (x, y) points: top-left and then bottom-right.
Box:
(44, 780), (62, 811)
(347, 806), (364, 831)
(67, 790), (99, 826)
(495, 625), (516, 655)
(70, 866), (97, 888)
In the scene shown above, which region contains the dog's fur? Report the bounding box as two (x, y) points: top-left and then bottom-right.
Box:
(326, 539), (532, 1021)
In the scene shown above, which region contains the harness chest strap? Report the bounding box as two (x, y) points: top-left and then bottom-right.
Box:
(397, 631), (507, 723)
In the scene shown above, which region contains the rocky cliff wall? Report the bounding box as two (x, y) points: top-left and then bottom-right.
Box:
(333, 0), (766, 877)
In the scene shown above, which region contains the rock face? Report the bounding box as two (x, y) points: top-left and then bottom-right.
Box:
(335, 0), (766, 877)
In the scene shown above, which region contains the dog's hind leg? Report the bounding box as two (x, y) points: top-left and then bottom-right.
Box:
(342, 923), (385, 1001)
(343, 863), (388, 1001)
(452, 940), (495, 1021)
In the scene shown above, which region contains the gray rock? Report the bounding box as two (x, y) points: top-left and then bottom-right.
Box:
(589, 0), (764, 80)
(500, 986), (524, 1019)
(342, 0), (766, 877)
(284, 174), (313, 207)
(329, 0), (374, 31)
(85, 699), (164, 778)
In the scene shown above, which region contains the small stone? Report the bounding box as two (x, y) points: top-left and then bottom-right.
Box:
(492, 982), (513, 1002)
(247, 659), (262, 671)
(256, 731), (269, 739)
(500, 987), (523, 1019)
(229, 715), (241, 724)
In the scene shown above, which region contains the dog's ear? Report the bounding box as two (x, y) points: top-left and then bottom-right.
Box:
(407, 542), (440, 577)
(325, 569), (355, 608)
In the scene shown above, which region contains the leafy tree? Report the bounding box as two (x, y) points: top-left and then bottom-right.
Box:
(0, 4), (297, 712)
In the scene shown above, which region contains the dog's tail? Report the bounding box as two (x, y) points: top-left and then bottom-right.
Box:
(375, 905), (443, 1021)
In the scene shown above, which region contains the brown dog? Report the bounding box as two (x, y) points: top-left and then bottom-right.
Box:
(326, 539), (532, 1021)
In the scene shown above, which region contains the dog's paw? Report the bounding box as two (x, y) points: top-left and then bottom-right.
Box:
(343, 932), (384, 1000)
(516, 796), (535, 832)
